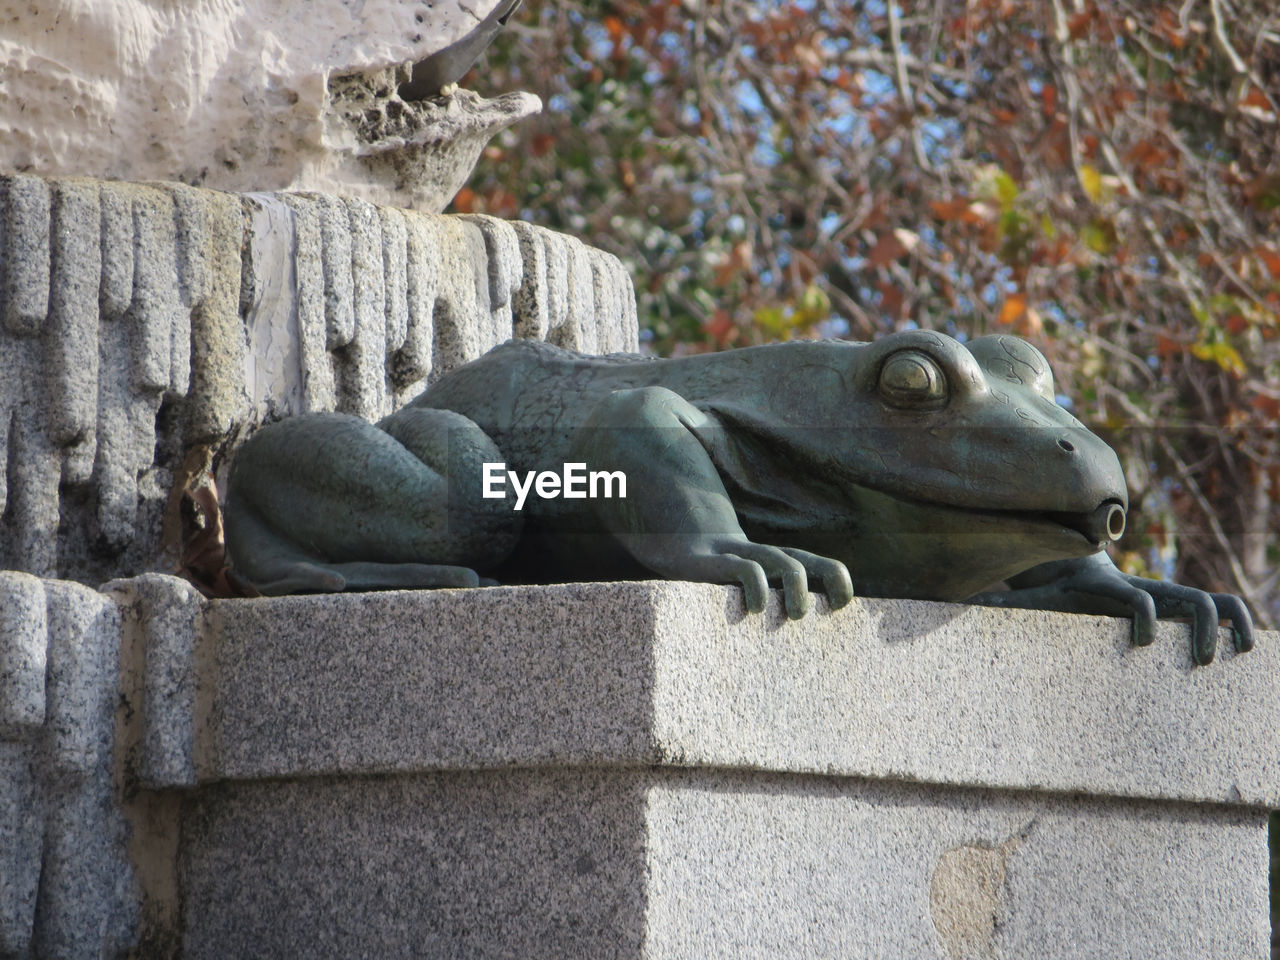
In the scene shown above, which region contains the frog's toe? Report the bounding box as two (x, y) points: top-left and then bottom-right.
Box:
(1213, 592), (1254, 653)
(1070, 572), (1159, 647)
(724, 542), (811, 619)
(778, 547), (854, 610)
(679, 552), (771, 614)
(1131, 577), (1222, 665)
(329, 561), (482, 591)
(250, 562), (348, 596)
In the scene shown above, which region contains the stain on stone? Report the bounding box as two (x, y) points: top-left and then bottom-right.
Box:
(929, 829), (1025, 960)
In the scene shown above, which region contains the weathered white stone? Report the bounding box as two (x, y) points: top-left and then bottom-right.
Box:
(241, 193), (303, 417)
(344, 196), (391, 419)
(379, 206), (410, 358)
(3, 175), (52, 337)
(510, 221), (552, 341)
(559, 235), (601, 354)
(0, 0), (538, 211)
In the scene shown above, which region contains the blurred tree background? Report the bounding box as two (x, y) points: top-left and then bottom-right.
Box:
(455, 0), (1279, 628)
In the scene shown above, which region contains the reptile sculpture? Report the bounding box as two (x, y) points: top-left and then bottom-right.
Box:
(224, 330), (1254, 665)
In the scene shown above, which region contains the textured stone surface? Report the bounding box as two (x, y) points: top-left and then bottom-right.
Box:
(3, 575), (1276, 958)
(643, 774), (1266, 960)
(0, 0), (537, 210)
(178, 767), (1267, 960)
(0, 573), (136, 959)
(182, 769), (651, 960)
(0, 175), (639, 583)
(194, 582), (1280, 808)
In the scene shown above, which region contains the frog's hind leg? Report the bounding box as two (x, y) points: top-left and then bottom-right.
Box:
(225, 408), (520, 595)
(225, 498), (486, 595)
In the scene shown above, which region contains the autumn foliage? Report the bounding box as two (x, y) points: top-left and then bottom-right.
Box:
(464, 0), (1280, 626)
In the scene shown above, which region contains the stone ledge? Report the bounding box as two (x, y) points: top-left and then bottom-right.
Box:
(189, 581), (1279, 808)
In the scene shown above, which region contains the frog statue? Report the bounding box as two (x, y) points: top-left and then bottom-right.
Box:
(224, 330), (1254, 665)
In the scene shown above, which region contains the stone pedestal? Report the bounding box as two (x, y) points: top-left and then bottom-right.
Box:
(141, 582), (1276, 958)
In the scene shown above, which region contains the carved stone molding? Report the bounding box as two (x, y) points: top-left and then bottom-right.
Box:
(0, 175), (639, 584)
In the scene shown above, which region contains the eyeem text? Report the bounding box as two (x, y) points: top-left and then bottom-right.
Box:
(482, 462), (627, 511)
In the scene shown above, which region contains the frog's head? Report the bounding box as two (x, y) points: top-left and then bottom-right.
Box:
(774, 330), (1130, 599)
(844, 328), (1127, 541)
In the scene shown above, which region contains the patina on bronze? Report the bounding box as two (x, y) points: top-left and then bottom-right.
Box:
(225, 330), (1254, 665)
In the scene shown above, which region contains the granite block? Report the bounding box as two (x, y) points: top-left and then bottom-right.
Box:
(196, 582), (1280, 809)
(179, 768), (1268, 960)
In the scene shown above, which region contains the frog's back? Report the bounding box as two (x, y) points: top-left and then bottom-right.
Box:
(411, 339), (658, 435)
(413, 336), (871, 437)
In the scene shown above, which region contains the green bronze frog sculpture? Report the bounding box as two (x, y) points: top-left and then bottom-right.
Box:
(225, 330), (1254, 665)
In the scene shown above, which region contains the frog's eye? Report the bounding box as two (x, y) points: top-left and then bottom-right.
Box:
(878, 350), (948, 409)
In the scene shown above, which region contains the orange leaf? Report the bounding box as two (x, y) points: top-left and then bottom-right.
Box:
(703, 309), (735, 344)
(997, 292), (1027, 325)
(1251, 394), (1280, 419)
(1067, 7), (1097, 39)
(1041, 84), (1057, 117)
(452, 187), (476, 214)
(930, 198), (970, 221)
(531, 133), (555, 158)
(878, 282), (904, 319)
(1256, 246), (1280, 279)
(868, 231), (906, 268)
(1238, 88), (1274, 115)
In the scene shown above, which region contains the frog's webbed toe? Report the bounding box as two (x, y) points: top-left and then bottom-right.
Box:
(1117, 574), (1255, 665)
(776, 546), (856, 611)
(677, 537), (852, 620)
(971, 555), (1254, 666)
(325, 561), (482, 592)
(247, 559), (483, 597)
(246, 561), (349, 596)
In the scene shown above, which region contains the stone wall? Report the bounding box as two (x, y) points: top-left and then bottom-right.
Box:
(0, 175), (638, 585)
(2, 576), (1275, 958)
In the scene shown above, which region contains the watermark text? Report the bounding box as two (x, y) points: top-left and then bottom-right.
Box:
(482, 462), (627, 511)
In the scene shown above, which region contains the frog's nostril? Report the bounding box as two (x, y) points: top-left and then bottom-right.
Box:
(1058, 437), (1075, 453)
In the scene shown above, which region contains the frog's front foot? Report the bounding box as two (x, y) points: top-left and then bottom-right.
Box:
(971, 554), (1254, 665)
(660, 535), (855, 620)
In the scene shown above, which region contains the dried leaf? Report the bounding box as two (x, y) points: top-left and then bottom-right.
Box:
(451, 187), (477, 214)
(1080, 164), (1103, 203)
(703, 308), (735, 344)
(997, 292), (1027, 325)
(1238, 87), (1276, 119)
(1255, 246), (1280, 279)
(1067, 7), (1097, 39)
(868, 231), (907, 268)
(930, 198), (971, 221)
(180, 474), (255, 599)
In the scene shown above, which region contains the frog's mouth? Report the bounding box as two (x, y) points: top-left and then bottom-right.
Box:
(1040, 500), (1126, 547)
(950, 498), (1126, 551)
